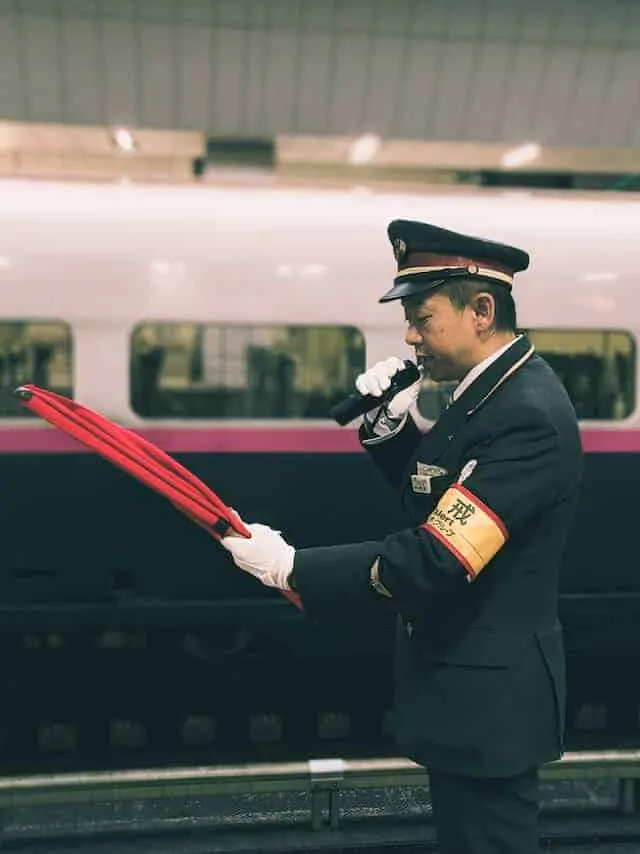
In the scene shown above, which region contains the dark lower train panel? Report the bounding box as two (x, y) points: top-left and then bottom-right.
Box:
(0, 450), (638, 651)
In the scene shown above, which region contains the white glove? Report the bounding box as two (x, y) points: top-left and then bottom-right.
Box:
(356, 357), (422, 434)
(220, 522), (295, 591)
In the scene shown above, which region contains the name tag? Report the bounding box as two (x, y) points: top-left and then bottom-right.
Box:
(411, 474), (432, 494)
(417, 463), (447, 477)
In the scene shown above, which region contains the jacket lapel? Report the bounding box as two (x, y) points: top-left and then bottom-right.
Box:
(416, 336), (536, 463)
(460, 335), (535, 416)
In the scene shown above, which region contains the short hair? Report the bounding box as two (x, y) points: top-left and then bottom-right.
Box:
(437, 277), (517, 333)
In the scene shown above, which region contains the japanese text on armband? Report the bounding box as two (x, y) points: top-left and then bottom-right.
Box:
(422, 484), (508, 579)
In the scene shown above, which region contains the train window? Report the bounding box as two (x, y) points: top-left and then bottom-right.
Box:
(130, 323), (366, 419)
(525, 330), (635, 420)
(0, 321), (73, 417)
(416, 330), (635, 422)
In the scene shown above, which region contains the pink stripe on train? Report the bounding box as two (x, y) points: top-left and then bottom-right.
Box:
(0, 426), (362, 454)
(0, 426), (637, 454)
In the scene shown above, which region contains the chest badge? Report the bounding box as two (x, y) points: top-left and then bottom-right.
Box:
(411, 462), (448, 494)
(457, 459), (477, 485)
(417, 463), (448, 477)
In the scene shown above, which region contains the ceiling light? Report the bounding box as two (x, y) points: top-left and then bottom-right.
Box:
(347, 133), (381, 165)
(501, 142), (541, 169)
(110, 127), (137, 153)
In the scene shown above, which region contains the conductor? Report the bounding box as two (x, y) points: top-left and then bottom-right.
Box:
(220, 219), (584, 853)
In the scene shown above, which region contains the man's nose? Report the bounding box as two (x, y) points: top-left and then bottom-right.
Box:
(405, 324), (421, 347)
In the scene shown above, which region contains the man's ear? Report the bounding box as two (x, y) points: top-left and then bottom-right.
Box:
(471, 292), (495, 331)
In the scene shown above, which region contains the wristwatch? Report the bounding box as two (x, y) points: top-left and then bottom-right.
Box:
(370, 558), (392, 598)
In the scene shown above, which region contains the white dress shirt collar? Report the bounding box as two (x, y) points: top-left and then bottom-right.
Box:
(451, 335), (522, 402)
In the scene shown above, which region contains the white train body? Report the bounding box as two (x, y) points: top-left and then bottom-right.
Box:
(0, 179), (637, 432)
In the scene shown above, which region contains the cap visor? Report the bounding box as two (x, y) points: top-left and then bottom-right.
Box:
(378, 277), (447, 303)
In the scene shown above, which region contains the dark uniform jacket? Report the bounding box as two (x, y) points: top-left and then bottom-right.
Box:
(291, 335), (584, 779)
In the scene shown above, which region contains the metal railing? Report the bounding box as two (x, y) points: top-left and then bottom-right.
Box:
(0, 749), (638, 833)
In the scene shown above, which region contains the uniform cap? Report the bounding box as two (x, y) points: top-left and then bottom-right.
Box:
(380, 219), (530, 303)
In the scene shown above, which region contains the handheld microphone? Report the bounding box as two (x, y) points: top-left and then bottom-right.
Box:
(330, 360), (422, 426)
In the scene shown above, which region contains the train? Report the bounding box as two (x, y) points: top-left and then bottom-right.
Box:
(0, 177), (639, 767)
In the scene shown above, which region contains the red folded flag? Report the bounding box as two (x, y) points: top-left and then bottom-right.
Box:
(14, 384), (303, 611)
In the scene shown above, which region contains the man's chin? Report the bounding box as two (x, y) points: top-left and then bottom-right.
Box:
(424, 364), (459, 384)
(421, 362), (444, 382)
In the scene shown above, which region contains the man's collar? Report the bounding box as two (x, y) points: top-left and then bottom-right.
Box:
(451, 335), (523, 402)
(450, 334), (535, 416)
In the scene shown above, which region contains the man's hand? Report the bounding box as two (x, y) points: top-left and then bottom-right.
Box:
(356, 357), (422, 438)
(220, 521), (295, 590)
